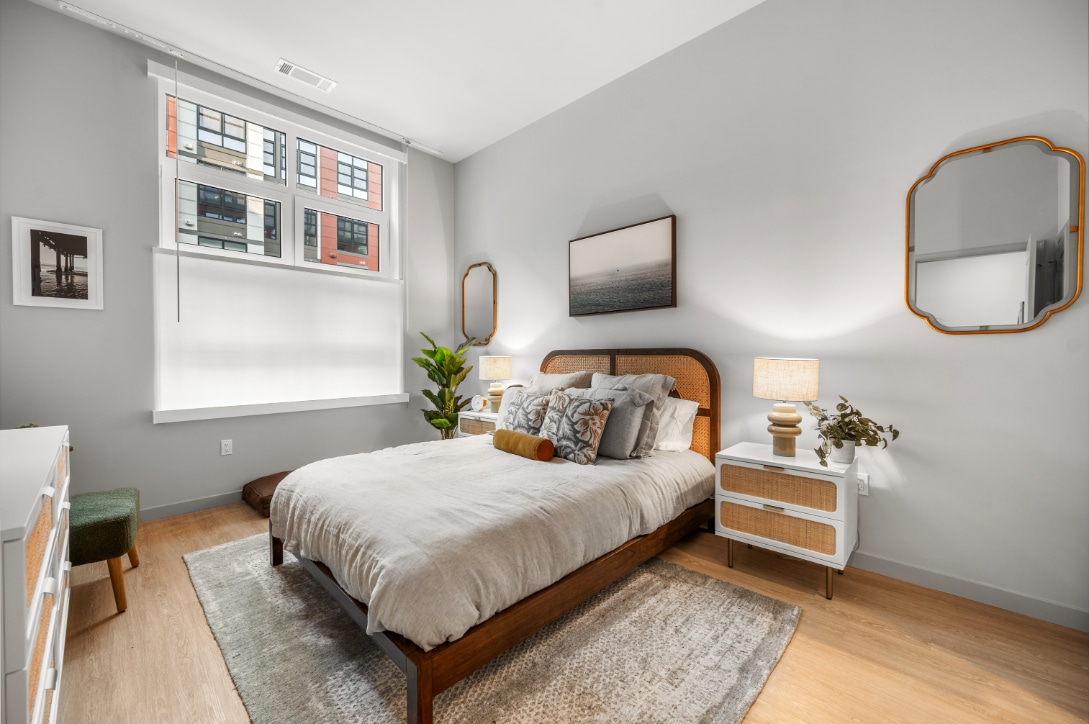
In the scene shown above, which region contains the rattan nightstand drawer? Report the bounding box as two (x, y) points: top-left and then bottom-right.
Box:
(718, 500), (837, 556)
(719, 462), (838, 514)
(458, 412), (498, 436)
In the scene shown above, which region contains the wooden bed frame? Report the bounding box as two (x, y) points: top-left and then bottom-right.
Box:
(269, 348), (721, 724)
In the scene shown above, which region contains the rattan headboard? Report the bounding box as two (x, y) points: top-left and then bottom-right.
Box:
(540, 348), (721, 461)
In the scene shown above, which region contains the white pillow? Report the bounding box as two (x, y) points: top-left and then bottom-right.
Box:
(654, 397), (699, 451)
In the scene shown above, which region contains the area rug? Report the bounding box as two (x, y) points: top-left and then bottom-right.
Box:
(185, 534), (800, 723)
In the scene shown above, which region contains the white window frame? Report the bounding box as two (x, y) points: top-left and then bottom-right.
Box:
(149, 61), (409, 423)
(152, 62), (404, 281)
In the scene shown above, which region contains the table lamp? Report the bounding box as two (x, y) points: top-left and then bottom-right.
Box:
(478, 355), (512, 412)
(752, 357), (819, 457)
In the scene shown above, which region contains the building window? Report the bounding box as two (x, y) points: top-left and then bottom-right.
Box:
(303, 208), (319, 262)
(168, 96), (286, 184)
(297, 140), (318, 189)
(302, 208), (377, 270)
(296, 138), (383, 211)
(177, 180), (281, 258)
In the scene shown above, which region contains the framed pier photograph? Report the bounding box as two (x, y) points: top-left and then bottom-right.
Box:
(11, 217), (103, 310)
(569, 215), (676, 317)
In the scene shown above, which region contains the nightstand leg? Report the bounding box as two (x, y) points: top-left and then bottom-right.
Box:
(825, 566), (834, 600)
(727, 538), (734, 568)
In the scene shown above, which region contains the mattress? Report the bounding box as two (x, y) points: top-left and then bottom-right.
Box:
(270, 434), (714, 650)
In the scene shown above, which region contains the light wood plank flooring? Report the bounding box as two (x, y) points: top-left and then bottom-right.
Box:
(60, 502), (1089, 723)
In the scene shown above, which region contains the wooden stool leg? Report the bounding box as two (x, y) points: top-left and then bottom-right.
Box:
(107, 557), (128, 613)
(127, 543), (140, 568)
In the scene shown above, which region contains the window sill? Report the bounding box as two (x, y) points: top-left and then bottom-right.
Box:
(152, 393), (410, 424)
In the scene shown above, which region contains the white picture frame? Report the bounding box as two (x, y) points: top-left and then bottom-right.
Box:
(11, 217), (103, 310)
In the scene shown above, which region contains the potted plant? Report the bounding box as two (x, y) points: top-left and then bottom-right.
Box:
(411, 333), (475, 439)
(805, 395), (899, 467)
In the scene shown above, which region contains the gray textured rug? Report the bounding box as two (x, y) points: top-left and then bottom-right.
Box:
(185, 534), (800, 724)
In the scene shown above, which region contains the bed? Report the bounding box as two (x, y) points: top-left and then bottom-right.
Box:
(269, 348), (721, 723)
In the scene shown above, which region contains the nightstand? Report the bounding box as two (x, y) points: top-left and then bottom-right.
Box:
(458, 410), (498, 437)
(715, 442), (857, 599)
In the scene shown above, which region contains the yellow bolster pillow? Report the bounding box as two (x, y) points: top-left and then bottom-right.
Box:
(493, 429), (554, 462)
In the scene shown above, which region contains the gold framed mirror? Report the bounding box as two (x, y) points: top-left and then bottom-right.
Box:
(906, 136), (1084, 334)
(462, 262), (497, 346)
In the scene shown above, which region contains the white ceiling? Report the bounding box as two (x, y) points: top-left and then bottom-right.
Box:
(45, 0), (764, 161)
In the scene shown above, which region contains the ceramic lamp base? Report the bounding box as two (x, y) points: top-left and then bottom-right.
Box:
(767, 402), (803, 457)
(487, 383), (505, 413)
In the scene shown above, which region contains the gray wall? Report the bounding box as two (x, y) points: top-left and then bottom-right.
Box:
(454, 0), (1089, 629)
(0, 0), (458, 518)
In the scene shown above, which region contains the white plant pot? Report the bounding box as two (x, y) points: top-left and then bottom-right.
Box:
(829, 440), (856, 464)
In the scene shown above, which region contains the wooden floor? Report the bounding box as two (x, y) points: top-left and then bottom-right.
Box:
(60, 502), (1089, 723)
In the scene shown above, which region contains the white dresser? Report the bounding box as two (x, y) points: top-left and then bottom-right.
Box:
(714, 442), (857, 599)
(1, 426), (72, 724)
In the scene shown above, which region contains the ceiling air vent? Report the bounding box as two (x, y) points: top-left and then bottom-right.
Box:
(274, 59), (337, 93)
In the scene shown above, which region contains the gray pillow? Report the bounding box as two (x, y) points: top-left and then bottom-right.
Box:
(524, 370), (594, 393)
(591, 372), (675, 456)
(566, 387), (654, 459)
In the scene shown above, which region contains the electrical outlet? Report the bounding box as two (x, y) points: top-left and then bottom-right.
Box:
(857, 472), (869, 496)
(220, 439), (233, 456)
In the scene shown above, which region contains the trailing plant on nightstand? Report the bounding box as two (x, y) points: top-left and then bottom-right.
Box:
(412, 333), (475, 439)
(805, 395), (899, 467)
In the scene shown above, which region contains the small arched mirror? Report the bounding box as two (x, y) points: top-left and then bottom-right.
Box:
(462, 262), (497, 346)
(907, 136), (1085, 333)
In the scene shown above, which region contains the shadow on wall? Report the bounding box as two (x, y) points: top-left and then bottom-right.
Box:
(929, 110), (1089, 173)
(575, 193), (673, 239)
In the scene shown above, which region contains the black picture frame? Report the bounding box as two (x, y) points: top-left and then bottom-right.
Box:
(568, 214), (676, 317)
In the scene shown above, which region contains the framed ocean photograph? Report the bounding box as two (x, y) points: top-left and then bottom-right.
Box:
(11, 217), (104, 310)
(569, 215), (676, 316)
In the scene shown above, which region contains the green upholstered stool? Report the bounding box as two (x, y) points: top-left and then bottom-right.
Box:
(70, 487), (141, 613)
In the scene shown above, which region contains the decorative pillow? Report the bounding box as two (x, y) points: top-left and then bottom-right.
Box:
(494, 384), (523, 429)
(523, 370), (594, 393)
(498, 388), (552, 435)
(492, 429), (554, 461)
(654, 397), (700, 451)
(590, 372), (676, 456)
(566, 387), (654, 460)
(539, 390), (614, 465)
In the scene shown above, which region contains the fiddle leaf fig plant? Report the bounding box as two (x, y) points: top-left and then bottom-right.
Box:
(805, 395), (899, 467)
(412, 333), (475, 439)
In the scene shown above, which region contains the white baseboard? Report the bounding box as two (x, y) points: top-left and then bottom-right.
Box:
(140, 490), (246, 522)
(850, 551), (1089, 633)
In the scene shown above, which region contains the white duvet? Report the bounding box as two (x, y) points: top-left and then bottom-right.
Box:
(270, 434), (714, 651)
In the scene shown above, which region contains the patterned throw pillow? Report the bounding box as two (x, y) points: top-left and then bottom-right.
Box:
(565, 387), (654, 460)
(539, 390), (614, 465)
(499, 388), (552, 435)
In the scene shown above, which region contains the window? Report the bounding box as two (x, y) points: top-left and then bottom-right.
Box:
(337, 217), (368, 256)
(176, 181), (281, 258)
(169, 96), (286, 184)
(153, 63), (407, 422)
(297, 138), (383, 210)
(302, 208), (377, 270)
(160, 82), (396, 275)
